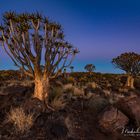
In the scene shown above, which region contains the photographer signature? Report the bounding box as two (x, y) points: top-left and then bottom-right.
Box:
(121, 127), (140, 136)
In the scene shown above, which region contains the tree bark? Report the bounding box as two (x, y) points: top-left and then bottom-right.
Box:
(125, 75), (134, 89)
(33, 77), (49, 101)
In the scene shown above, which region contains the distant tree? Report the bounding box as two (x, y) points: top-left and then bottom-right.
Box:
(63, 68), (67, 73)
(63, 68), (67, 78)
(70, 66), (74, 73)
(84, 64), (95, 74)
(112, 52), (140, 88)
(0, 11), (79, 102)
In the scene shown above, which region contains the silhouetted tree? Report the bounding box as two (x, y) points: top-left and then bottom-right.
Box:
(84, 64), (95, 74)
(0, 11), (79, 101)
(63, 68), (67, 73)
(112, 52), (140, 88)
(63, 68), (68, 78)
(70, 66), (74, 73)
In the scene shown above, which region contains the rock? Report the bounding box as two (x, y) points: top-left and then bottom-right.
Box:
(1, 83), (34, 97)
(88, 96), (109, 113)
(65, 116), (75, 138)
(0, 92), (8, 96)
(116, 96), (140, 126)
(64, 115), (84, 139)
(84, 92), (93, 99)
(3, 85), (27, 95)
(103, 90), (111, 97)
(63, 84), (73, 91)
(98, 106), (129, 133)
(73, 87), (84, 96)
(85, 82), (99, 90)
(50, 121), (68, 138)
(118, 88), (129, 93)
(106, 83), (112, 88)
(90, 82), (98, 89)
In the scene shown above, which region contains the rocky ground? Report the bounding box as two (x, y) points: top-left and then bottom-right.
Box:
(0, 80), (140, 140)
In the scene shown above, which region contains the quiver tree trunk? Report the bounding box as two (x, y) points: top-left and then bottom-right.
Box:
(125, 75), (134, 89)
(0, 11), (78, 104)
(33, 77), (49, 101)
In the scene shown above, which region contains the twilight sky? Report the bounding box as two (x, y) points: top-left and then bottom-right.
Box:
(0, 0), (140, 73)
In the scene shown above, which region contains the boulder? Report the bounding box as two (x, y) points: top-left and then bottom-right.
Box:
(116, 96), (140, 125)
(2, 85), (27, 95)
(89, 82), (98, 89)
(1, 83), (34, 97)
(88, 96), (109, 113)
(118, 88), (129, 93)
(98, 106), (129, 133)
(50, 121), (68, 139)
(73, 87), (84, 96)
(103, 90), (111, 97)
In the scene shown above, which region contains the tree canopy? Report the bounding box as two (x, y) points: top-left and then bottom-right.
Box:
(0, 11), (79, 80)
(112, 52), (140, 75)
(84, 64), (95, 73)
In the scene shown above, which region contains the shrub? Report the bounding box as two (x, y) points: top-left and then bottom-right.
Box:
(49, 86), (63, 102)
(7, 107), (34, 134)
(50, 97), (66, 110)
(63, 84), (84, 97)
(49, 85), (67, 110)
(66, 76), (75, 84)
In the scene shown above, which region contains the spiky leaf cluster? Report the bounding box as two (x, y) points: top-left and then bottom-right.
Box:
(84, 64), (96, 72)
(112, 52), (140, 76)
(0, 11), (79, 79)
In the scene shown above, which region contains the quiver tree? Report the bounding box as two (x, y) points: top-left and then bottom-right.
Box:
(84, 64), (95, 74)
(0, 11), (79, 101)
(70, 66), (74, 73)
(112, 52), (140, 89)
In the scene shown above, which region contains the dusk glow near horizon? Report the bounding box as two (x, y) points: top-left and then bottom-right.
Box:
(0, 0), (140, 73)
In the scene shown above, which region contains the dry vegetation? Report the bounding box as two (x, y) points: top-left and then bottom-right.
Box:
(7, 107), (34, 134)
(50, 97), (66, 110)
(0, 71), (140, 139)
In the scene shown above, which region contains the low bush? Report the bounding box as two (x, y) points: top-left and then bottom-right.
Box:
(50, 97), (66, 110)
(7, 107), (34, 134)
(49, 86), (63, 102)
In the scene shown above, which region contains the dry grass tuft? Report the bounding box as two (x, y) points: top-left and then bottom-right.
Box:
(49, 86), (63, 102)
(50, 97), (66, 110)
(63, 84), (74, 91)
(63, 84), (84, 96)
(7, 107), (34, 134)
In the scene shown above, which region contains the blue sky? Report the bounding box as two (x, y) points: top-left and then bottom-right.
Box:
(0, 0), (140, 73)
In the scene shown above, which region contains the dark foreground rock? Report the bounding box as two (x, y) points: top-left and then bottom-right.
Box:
(0, 81), (139, 140)
(116, 96), (140, 126)
(98, 106), (129, 133)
